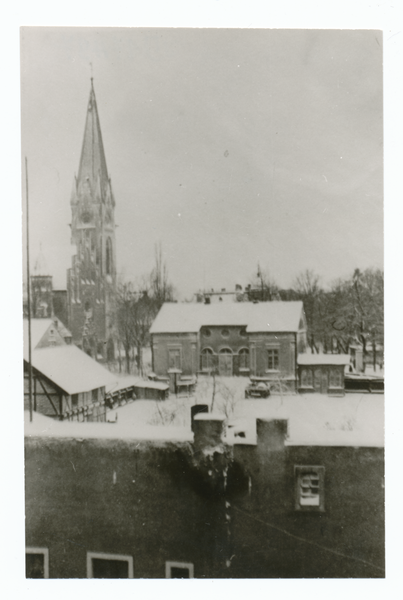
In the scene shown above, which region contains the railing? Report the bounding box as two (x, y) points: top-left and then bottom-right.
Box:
(62, 388), (136, 423)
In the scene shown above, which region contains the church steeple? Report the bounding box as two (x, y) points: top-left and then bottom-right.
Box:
(67, 80), (117, 362)
(76, 79), (109, 198)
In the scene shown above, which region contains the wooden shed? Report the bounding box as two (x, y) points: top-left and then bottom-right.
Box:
(297, 354), (350, 396)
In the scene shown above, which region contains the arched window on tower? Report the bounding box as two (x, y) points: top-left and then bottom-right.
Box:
(106, 238), (113, 276)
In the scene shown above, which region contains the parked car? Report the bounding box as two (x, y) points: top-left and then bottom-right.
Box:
(344, 373), (384, 393)
(245, 380), (271, 399)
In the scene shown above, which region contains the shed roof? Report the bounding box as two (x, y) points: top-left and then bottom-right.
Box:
(298, 354), (350, 366)
(25, 345), (117, 395)
(106, 376), (169, 394)
(150, 301), (304, 334)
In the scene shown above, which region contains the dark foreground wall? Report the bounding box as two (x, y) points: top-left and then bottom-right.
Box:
(25, 420), (384, 579)
(231, 424), (384, 578)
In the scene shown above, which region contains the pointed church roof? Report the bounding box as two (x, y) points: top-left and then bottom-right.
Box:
(77, 80), (109, 191)
(33, 244), (50, 276)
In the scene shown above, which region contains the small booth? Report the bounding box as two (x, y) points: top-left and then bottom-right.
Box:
(297, 354), (350, 396)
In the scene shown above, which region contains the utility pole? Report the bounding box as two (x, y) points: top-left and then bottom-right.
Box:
(26, 157), (33, 422)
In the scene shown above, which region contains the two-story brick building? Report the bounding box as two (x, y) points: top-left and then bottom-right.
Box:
(150, 301), (307, 392)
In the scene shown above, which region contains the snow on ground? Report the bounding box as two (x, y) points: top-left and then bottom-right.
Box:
(112, 376), (384, 447)
(24, 376), (383, 446)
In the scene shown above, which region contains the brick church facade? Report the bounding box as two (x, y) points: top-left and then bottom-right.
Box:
(26, 81), (117, 361)
(66, 80), (117, 360)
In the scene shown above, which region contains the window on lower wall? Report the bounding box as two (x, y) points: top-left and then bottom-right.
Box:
(301, 368), (313, 387)
(87, 552), (134, 578)
(329, 368), (342, 387)
(201, 348), (214, 371)
(166, 561), (194, 578)
(295, 466), (325, 512)
(26, 548), (49, 578)
(239, 348), (250, 370)
(168, 348), (181, 370)
(267, 349), (279, 370)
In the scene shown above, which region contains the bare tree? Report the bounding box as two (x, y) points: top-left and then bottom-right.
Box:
(149, 242), (176, 311)
(292, 269), (323, 353)
(115, 279), (154, 375)
(245, 263), (280, 302)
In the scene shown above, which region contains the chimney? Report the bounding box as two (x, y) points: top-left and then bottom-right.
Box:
(193, 414), (226, 449)
(256, 418), (288, 451)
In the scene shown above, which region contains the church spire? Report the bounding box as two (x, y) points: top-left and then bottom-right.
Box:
(77, 81), (109, 196)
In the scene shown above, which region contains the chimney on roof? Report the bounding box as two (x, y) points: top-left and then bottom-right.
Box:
(193, 414), (226, 450)
(257, 419), (288, 451)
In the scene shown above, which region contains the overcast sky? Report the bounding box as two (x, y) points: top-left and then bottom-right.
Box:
(20, 27), (383, 298)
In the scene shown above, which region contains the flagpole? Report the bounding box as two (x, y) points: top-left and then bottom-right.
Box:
(26, 157), (33, 422)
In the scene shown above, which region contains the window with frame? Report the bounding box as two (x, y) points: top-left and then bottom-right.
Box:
(166, 561), (194, 578)
(295, 466), (325, 512)
(267, 349), (279, 370)
(168, 348), (181, 370)
(201, 348), (214, 371)
(221, 328), (230, 338)
(87, 552), (133, 578)
(106, 238), (113, 276)
(329, 368), (342, 388)
(301, 368), (313, 387)
(71, 393), (79, 407)
(26, 548), (49, 578)
(239, 348), (250, 370)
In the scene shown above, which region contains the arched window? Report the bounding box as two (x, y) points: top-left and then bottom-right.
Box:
(239, 348), (249, 370)
(106, 238), (113, 276)
(201, 348), (214, 372)
(218, 348), (233, 376)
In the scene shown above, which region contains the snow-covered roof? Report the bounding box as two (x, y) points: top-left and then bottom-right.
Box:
(106, 376), (168, 394)
(150, 301), (304, 334)
(25, 345), (117, 395)
(24, 411), (193, 443)
(298, 354), (350, 366)
(23, 319), (56, 350)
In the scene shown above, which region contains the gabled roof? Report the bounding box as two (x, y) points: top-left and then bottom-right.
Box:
(77, 80), (109, 191)
(25, 345), (117, 396)
(150, 301), (304, 334)
(23, 319), (64, 352)
(33, 244), (50, 276)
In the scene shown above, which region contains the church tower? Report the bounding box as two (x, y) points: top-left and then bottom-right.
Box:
(67, 80), (116, 360)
